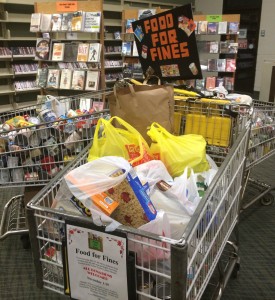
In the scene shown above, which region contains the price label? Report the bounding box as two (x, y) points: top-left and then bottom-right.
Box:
(206, 15), (222, 22)
(56, 1), (78, 12)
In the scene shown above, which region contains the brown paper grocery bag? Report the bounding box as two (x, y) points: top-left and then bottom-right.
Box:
(108, 82), (174, 144)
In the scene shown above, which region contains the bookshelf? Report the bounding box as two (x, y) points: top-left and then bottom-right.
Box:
(0, 2), (39, 112)
(193, 14), (240, 92)
(34, 0), (105, 95)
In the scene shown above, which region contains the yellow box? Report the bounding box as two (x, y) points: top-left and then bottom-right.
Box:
(184, 114), (232, 147)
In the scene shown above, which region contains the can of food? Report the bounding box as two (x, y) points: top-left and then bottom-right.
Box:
(39, 109), (57, 124)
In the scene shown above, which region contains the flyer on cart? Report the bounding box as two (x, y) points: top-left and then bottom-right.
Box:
(66, 222), (128, 300)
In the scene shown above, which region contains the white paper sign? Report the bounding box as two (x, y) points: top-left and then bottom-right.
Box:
(66, 224), (128, 300)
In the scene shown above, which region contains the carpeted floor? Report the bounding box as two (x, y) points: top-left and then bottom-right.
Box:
(0, 155), (274, 300)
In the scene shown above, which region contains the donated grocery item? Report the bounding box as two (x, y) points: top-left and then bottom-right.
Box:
(88, 116), (152, 167)
(147, 122), (209, 177)
(91, 192), (119, 216)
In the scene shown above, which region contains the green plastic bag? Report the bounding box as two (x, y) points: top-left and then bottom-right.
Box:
(147, 122), (209, 177)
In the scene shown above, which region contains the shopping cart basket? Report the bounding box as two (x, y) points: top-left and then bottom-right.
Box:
(26, 102), (250, 299)
(0, 89), (112, 243)
(0, 89), (112, 188)
(242, 100), (275, 210)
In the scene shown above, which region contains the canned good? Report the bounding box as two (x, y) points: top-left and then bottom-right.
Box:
(39, 109), (57, 123)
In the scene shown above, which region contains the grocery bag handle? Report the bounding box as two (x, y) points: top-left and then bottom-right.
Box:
(113, 82), (138, 109)
(143, 75), (161, 85)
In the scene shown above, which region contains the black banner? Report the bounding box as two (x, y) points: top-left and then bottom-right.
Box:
(132, 4), (202, 80)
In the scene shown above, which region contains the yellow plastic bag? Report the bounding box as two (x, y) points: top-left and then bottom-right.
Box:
(147, 122), (209, 177)
(88, 116), (153, 167)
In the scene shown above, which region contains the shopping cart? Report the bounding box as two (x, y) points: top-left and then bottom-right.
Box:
(26, 99), (250, 299)
(242, 100), (275, 210)
(0, 89), (112, 243)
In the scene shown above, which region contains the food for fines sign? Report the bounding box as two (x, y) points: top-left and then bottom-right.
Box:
(132, 4), (202, 80)
(66, 223), (128, 300)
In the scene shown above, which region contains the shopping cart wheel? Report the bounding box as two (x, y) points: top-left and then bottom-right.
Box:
(231, 262), (240, 279)
(260, 193), (274, 206)
(20, 233), (31, 249)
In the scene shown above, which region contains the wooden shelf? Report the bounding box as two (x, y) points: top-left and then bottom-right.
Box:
(0, 37), (36, 41)
(104, 19), (122, 27)
(14, 88), (40, 94)
(0, 68), (13, 78)
(1, 12), (31, 23)
(0, 85), (15, 95)
(14, 71), (37, 77)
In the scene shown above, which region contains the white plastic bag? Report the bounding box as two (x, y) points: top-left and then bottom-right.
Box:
(134, 160), (173, 188)
(64, 156), (132, 201)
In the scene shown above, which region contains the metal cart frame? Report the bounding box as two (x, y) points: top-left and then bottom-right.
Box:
(26, 110), (250, 300)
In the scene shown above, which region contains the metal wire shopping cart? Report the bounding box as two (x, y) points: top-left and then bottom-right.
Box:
(26, 98), (250, 300)
(0, 89), (112, 242)
(242, 100), (275, 210)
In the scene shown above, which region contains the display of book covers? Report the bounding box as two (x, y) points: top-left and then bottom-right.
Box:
(14, 80), (38, 91)
(71, 70), (85, 90)
(113, 31), (121, 40)
(228, 22), (239, 34)
(12, 63), (38, 74)
(11, 47), (35, 56)
(36, 68), (48, 88)
(122, 42), (132, 56)
(51, 43), (65, 61)
(125, 19), (136, 33)
(0, 47), (12, 57)
(207, 59), (217, 72)
(63, 43), (79, 62)
(105, 60), (122, 67)
(35, 38), (50, 60)
(197, 21), (208, 34)
(85, 70), (100, 91)
(205, 76), (216, 90)
(59, 69), (73, 89)
(40, 14), (52, 32)
(71, 11), (85, 31)
(195, 78), (205, 90)
(105, 45), (122, 53)
(220, 41), (238, 54)
(88, 43), (101, 62)
(30, 13), (42, 32)
(224, 76), (234, 90)
(218, 21), (228, 34)
(46, 69), (61, 89)
(58, 62), (88, 70)
(83, 12), (101, 32)
(77, 43), (90, 62)
(105, 72), (123, 81)
(61, 13), (74, 31)
(51, 14), (63, 32)
(216, 77), (224, 87)
(225, 59), (236, 72)
(209, 41), (219, 54)
(207, 22), (218, 34)
(217, 59), (226, 72)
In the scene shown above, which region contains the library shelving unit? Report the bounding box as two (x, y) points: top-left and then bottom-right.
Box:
(0, 1), (39, 112)
(193, 14), (240, 92)
(34, 0), (105, 96)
